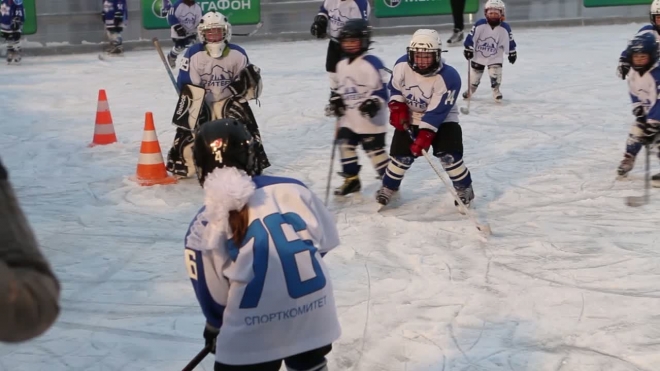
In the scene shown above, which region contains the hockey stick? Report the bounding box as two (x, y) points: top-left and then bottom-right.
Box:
(406, 128), (492, 235)
(181, 345), (212, 371)
(626, 144), (651, 207)
(153, 37), (181, 95)
(324, 119), (340, 206)
(233, 21), (263, 37)
(460, 60), (471, 114)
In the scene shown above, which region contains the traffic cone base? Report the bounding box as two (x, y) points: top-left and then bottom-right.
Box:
(132, 112), (177, 186)
(90, 89), (117, 147)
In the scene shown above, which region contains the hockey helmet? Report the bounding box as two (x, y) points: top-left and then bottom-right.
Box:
(198, 11), (232, 58)
(651, 0), (660, 32)
(407, 29), (443, 76)
(193, 118), (257, 186)
(485, 0), (506, 26)
(626, 31), (659, 75)
(338, 19), (372, 59)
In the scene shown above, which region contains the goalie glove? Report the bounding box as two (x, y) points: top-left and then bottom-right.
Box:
(228, 64), (262, 99)
(358, 98), (381, 118)
(617, 56), (631, 80)
(173, 24), (187, 38)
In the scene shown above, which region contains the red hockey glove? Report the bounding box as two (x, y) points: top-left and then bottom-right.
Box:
(410, 129), (435, 157)
(388, 101), (410, 131)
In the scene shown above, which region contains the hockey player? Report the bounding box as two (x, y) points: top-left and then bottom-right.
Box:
(618, 0), (660, 80)
(462, 0), (516, 102)
(615, 32), (660, 188)
(185, 118), (341, 371)
(327, 19), (390, 196)
(376, 29), (475, 208)
(101, 0), (127, 55)
(309, 0), (370, 114)
(0, 0), (25, 64)
(166, 0), (202, 68)
(167, 11), (270, 178)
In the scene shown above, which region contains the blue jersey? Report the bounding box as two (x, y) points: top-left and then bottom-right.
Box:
(621, 25), (660, 59)
(102, 0), (127, 28)
(388, 55), (461, 131)
(184, 174), (341, 365)
(0, 0), (24, 32)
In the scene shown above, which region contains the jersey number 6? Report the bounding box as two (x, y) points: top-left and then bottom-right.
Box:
(233, 212), (327, 309)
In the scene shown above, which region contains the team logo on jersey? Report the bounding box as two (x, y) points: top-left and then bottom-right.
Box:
(476, 37), (499, 57)
(200, 65), (234, 89)
(151, 0), (171, 18)
(339, 77), (369, 108)
(404, 86), (431, 110)
(180, 12), (199, 29)
(383, 0), (402, 8)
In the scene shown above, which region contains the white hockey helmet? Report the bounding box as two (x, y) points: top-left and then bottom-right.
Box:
(407, 29), (443, 76)
(198, 11), (232, 58)
(485, 0), (506, 25)
(651, 0), (660, 31)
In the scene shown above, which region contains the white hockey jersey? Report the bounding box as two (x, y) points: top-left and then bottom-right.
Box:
(388, 55), (461, 132)
(464, 19), (516, 66)
(331, 54), (389, 134)
(177, 43), (249, 105)
(318, 0), (370, 39)
(184, 175), (342, 365)
(167, 1), (203, 38)
(628, 63), (660, 125)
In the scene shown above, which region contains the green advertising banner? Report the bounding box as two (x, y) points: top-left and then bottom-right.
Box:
(20, 0), (37, 35)
(375, 0), (479, 18)
(584, 0), (651, 6)
(141, 0), (260, 29)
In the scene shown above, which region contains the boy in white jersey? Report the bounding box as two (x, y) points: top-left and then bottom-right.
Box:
(462, 0), (517, 102)
(618, 0), (660, 80)
(376, 29), (475, 208)
(310, 0), (370, 114)
(185, 118), (341, 371)
(166, 0), (203, 68)
(166, 11), (270, 178)
(326, 19), (390, 196)
(615, 32), (660, 187)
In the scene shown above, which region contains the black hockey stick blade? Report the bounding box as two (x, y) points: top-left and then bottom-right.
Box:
(234, 21), (263, 37)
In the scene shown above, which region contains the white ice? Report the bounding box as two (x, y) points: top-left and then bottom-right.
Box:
(1, 23), (660, 371)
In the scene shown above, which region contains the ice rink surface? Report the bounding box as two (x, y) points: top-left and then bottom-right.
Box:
(1, 23), (660, 371)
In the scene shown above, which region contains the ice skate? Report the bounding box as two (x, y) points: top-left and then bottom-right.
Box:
(454, 184), (475, 210)
(334, 174), (361, 196)
(652, 173), (660, 187)
(375, 186), (396, 206)
(492, 87), (503, 102)
(446, 28), (464, 45)
(616, 153), (635, 178)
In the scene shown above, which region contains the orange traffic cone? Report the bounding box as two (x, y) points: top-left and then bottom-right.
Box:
(89, 89), (118, 147)
(131, 112), (177, 186)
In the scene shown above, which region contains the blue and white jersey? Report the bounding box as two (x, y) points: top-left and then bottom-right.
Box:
(464, 19), (516, 66)
(184, 175), (342, 365)
(318, 0), (369, 39)
(332, 54), (389, 134)
(167, 0), (203, 38)
(628, 63), (660, 125)
(177, 43), (249, 104)
(102, 0), (127, 28)
(0, 0), (24, 32)
(388, 55), (461, 132)
(621, 25), (660, 59)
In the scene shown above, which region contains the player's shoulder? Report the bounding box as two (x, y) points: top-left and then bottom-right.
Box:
(473, 18), (489, 28)
(500, 21), (513, 32)
(362, 54), (385, 70)
(228, 43), (248, 58)
(393, 54), (408, 67)
(353, 0), (369, 9)
(438, 63), (461, 85)
(253, 175), (309, 191)
(185, 43), (206, 58)
(649, 63), (660, 83)
(639, 24), (656, 33)
(185, 206), (208, 250)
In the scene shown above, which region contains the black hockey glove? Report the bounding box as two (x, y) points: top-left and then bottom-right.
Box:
(463, 46), (474, 61)
(10, 17), (21, 31)
(114, 11), (123, 27)
(508, 51), (517, 64)
(228, 64), (262, 98)
(328, 92), (346, 117)
(633, 106), (647, 124)
(203, 323), (219, 354)
(310, 15), (328, 39)
(173, 24), (187, 38)
(359, 98), (381, 118)
(618, 56), (631, 80)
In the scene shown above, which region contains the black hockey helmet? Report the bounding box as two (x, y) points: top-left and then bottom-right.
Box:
(338, 18), (371, 59)
(626, 32), (659, 75)
(192, 118), (257, 186)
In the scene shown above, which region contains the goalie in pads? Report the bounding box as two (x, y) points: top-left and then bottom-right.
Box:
(166, 11), (270, 178)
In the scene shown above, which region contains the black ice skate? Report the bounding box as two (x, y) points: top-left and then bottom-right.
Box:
(375, 186), (396, 206)
(652, 173), (660, 187)
(454, 184), (475, 209)
(334, 174), (361, 196)
(447, 29), (464, 45)
(617, 153), (635, 177)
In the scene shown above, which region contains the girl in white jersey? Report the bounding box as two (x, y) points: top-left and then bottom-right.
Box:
(184, 118), (341, 370)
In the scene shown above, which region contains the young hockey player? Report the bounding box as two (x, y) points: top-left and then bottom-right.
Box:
(185, 118), (341, 371)
(618, 0), (660, 80)
(327, 19), (389, 196)
(309, 0), (370, 114)
(101, 0), (127, 56)
(0, 0), (25, 64)
(462, 0), (516, 102)
(615, 32), (660, 188)
(167, 11), (270, 178)
(376, 29), (475, 208)
(166, 0), (203, 68)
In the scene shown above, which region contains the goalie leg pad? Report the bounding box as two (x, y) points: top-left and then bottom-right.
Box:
(220, 97), (271, 174)
(172, 84), (207, 131)
(488, 63), (503, 89)
(166, 128), (195, 177)
(360, 133), (388, 177)
(337, 127), (361, 176)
